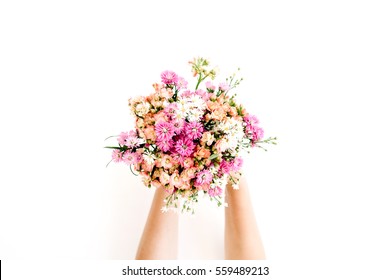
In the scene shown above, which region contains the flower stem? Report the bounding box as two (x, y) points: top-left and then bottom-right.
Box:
(195, 74), (202, 90)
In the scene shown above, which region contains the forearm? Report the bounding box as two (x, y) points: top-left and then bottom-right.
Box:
(135, 187), (179, 260)
(224, 176), (266, 260)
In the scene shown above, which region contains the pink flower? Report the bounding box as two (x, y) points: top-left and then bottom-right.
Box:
(117, 131), (138, 147)
(132, 151), (143, 164)
(185, 121), (204, 140)
(195, 169), (213, 186)
(208, 186), (222, 197)
(117, 132), (128, 146)
(112, 149), (123, 163)
(155, 121), (175, 141)
(231, 157), (243, 172)
(175, 137), (195, 157)
(175, 76), (188, 90)
(195, 89), (209, 100)
(205, 81), (216, 92)
(218, 82), (230, 92)
(164, 103), (178, 118)
(244, 115), (264, 143)
(122, 150), (135, 165)
(161, 70), (178, 85)
(180, 90), (193, 98)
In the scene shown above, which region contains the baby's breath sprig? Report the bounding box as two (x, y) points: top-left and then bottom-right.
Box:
(226, 68), (243, 93)
(256, 136), (278, 151)
(189, 57), (217, 90)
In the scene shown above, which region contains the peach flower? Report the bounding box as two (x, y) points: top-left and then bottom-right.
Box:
(201, 132), (215, 146)
(151, 180), (162, 188)
(169, 170), (181, 188)
(210, 108), (226, 121)
(154, 110), (168, 123)
(194, 146), (211, 160)
(161, 154), (174, 169)
(182, 157), (194, 168)
(159, 171), (170, 185)
(143, 126), (156, 141)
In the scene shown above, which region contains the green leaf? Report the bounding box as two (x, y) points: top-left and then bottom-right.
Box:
(104, 146), (121, 149)
(104, 135), (118, 141)
(209, 154), (219, 160)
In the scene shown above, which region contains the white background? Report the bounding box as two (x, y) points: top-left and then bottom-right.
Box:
(1, 0), (390, 279)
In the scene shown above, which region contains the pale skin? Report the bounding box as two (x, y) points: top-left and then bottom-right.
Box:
(224, 176), (266, 259)
(135, 187), (179, 260)
(135, 175), (265, 260)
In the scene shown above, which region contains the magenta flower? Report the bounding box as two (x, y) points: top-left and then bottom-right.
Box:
(219, 159), (233, 174)
(252, 126), (264, 141)
(195, 169), (213, 186)
(157, 139), (173, 152)
(155, 121), (175, 142)
(175, 137), (195, 157)
(185, 121), (204, 140)
(244, 114), (260, 127)
(171, 118), (184, 134)
(161, 70), (178, 85)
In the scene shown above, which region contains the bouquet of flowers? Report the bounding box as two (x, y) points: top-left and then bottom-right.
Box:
(105, 57), (276, 213)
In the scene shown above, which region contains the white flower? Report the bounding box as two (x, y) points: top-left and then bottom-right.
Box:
(137, 138), (146, 146)
(203, 132), (215, 146)
(225, 137), (239, 150)
(135, 101), (150, 116)
(189, 95), (206, 109)
(187, 108), (203, 122)
(178, 95), (206, 122)
(227, 148), (238, 157)
(218, 138), (230, 152)
(209, 166), (219, 175)
(211, 175), (228, 189)
(143, 149), (156, 165)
